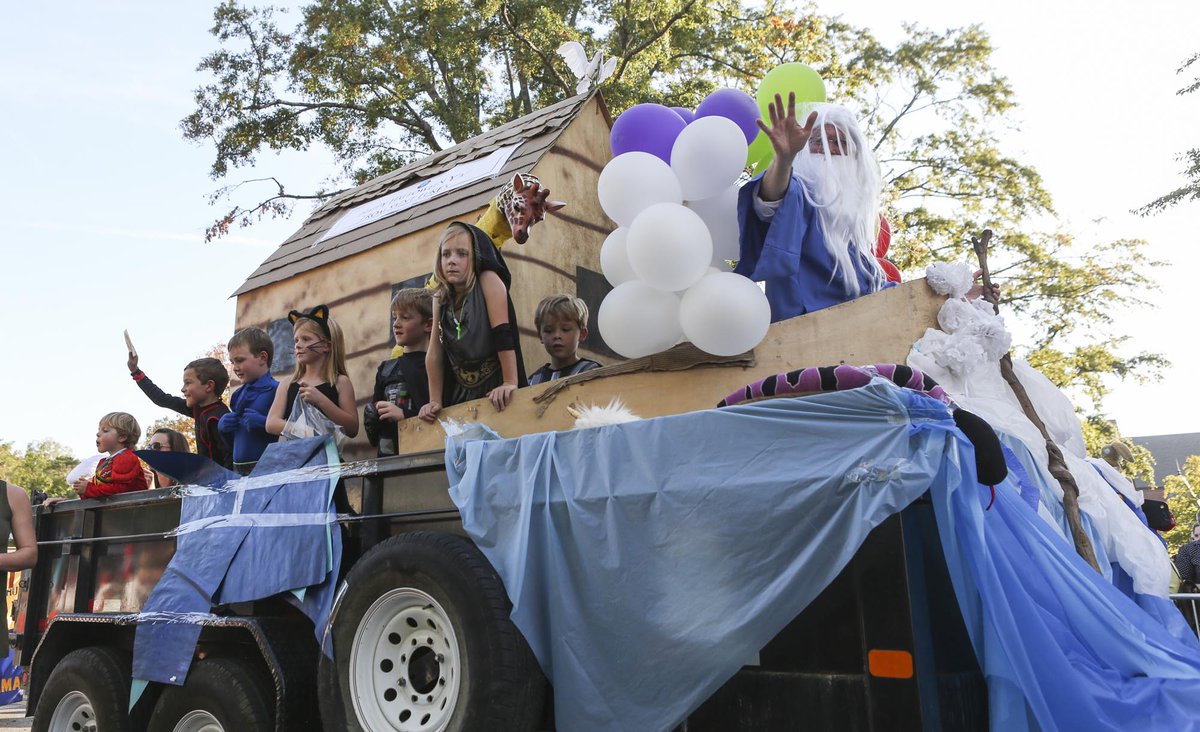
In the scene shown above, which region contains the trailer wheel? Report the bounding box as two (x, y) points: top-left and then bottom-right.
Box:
(319, 531), (545, 732)
(33, 646), (142, 732)
(147, 658), (272, 732)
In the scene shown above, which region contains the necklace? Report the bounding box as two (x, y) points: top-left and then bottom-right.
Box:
(451, 300), (465, 340)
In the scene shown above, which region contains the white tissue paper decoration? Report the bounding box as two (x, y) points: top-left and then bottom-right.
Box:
(925, 262), (974, 298)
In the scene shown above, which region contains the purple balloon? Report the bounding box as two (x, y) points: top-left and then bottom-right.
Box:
(671, 106), (695, 124)
(610, 104), (688, 163)
(695, 88), (760, 144)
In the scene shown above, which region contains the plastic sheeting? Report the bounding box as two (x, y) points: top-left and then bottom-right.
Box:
(132, 437), (341, 686)
(912, 399), (1200, 731)
(447, 381), (954, 732)
(908, 346), (1171, 597)
(448, 382), (1200, 732)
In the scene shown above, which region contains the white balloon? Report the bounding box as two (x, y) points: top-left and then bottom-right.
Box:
(599, 228), (637, 286)
(626, 203), (712, 292)
(670, 116), (748, 201)
(680, 271), (772, 356)
(685, 185), (741, 269)
(597, 152), (683, 227)
(598, 281), (682, 359)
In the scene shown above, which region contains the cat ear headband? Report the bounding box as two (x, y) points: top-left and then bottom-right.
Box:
(288, 304), (331, 339)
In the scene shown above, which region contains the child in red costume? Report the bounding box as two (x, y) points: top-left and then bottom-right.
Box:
(76, 412), (148, 499)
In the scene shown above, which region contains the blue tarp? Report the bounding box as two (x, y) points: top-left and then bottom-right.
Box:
(132, 437), (341, 686)
(911, 399), (1200, 732)
(447, 381), (1200, 732)
(448, 381), (947, 731)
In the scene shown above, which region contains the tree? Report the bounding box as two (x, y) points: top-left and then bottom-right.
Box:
(0, 440), (79, 499)
(1138, 53), (1200, 215)
(185, 1), (1162, 407)
(1163, 455), (1200, 557)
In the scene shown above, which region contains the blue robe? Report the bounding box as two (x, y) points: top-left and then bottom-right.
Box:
(734, 174), (879, 322)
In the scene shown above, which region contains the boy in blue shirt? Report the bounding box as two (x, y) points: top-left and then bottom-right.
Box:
(218, 328), (280, 474)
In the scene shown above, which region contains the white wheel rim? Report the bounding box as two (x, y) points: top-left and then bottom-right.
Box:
(173, 710), (224, 732)
(349, 587), (462, 732)
(48, 690), (97, 732)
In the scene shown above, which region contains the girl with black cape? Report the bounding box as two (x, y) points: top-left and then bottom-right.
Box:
(420, 221), (528, 421)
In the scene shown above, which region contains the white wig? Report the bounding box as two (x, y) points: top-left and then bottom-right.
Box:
(791, 103), (885, 296)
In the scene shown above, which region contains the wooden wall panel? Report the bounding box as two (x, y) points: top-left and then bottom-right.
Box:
(396, 279), (943, 455)
(233, 98), (617, 457)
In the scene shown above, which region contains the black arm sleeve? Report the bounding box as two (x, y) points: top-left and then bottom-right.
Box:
(134, 372), (190, 416)
(200, 414), (231, 469)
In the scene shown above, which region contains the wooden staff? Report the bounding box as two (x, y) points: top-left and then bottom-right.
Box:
(972, 230), (1102, 573)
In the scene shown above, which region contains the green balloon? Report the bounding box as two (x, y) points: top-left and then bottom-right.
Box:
(755, 62), (826, 122)
(746, 130), (773, 172)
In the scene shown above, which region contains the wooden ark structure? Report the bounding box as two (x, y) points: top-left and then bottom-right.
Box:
(232, 92), (618, 457)
(234, 90), (944, 458)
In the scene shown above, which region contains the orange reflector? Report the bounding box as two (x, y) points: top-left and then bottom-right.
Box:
(868, 649), (913, 679)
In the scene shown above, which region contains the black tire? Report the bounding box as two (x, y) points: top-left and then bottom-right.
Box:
(147, 657), (273, 732)
(33, 646), (137, 732)
(318, 531), (546, 732)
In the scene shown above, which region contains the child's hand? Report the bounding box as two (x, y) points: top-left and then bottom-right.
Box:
(376, 402), (404, 422)
(418, 402), (442, 423)
(488, 383), (518, 412)
(127, 351), (140, 373)
(297, 382), (330, 408)
(42, 496), (68, 508)
(72, 478), (88, 496)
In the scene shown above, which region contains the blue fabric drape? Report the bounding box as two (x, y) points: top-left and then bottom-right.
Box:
(910, 394), (1200, 732)
(447, 383), (1200, 732)
(132, 438), (341, 685)
(448, 382), (944, 731)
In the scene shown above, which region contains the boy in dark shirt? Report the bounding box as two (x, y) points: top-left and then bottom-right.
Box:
(128, 351), (232, 469)
(364, 288), (433, 456)
(218, 327), (280, 475)
(529, 294), (602, 385)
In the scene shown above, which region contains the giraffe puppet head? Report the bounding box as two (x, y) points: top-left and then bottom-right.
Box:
(498, 173), (566, 244)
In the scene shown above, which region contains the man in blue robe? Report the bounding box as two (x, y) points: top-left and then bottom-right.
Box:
(734, 94), (886, 322)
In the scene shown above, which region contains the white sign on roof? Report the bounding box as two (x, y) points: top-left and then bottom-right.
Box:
(314, 143), (521, 246)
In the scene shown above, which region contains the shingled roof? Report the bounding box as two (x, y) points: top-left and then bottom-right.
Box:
(233, 91), (598, 296)
(1128, 432), (1200, 488)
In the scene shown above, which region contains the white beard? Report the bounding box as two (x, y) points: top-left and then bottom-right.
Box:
(792, 152), (881, 296)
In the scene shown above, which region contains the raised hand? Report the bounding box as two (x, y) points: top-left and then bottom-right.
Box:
(757, 92), (818, 164)
(127, 350), (140, 373)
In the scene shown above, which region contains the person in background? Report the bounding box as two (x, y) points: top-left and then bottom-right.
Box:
(146, 428), (189, 489)
(1175, 524), (1200, 592)
(365, 288), (432, 456)
(529, 294), (602, 385)
(128, 351), (231, 469)
(0, 478), (36, 659)
(218, 327), (280, 474)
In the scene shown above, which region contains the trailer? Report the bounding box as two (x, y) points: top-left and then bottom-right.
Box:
(13, 280), (997, 731)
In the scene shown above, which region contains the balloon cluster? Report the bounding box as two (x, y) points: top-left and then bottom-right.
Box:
(598, 76), (821, 358)
(596, 64), (897, 358)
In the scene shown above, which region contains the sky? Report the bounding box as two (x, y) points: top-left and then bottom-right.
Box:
(1, 1), (1197, 460)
